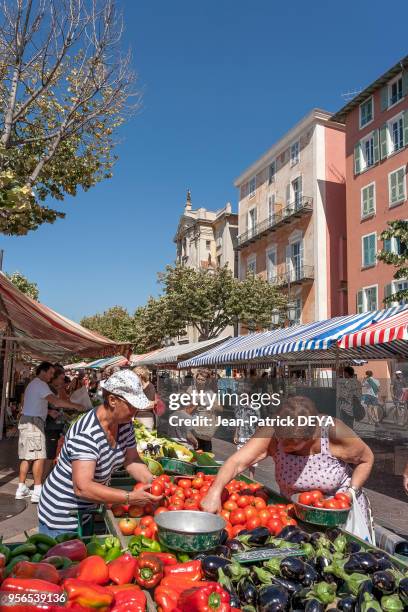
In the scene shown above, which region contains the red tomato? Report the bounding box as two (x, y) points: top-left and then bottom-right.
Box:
(220, 510), (230, 521)
(313, 500), (325, 508)
(140, 515), (155, 527)
(323, 498), (341, 510)
(246, 516), (261, 530)
(267, 518), (283, 535)
(200, 486), (210, 495)
(229, 493), (239, 502)
(285, 518), (298, 526)
(167, 504), (182, 511)
(143, 503), (154, 515)
(248, 483), (262, 491)
(151, 482), (164, 496)
(191, 478), (204, 489)
(230, 508), (247, 525)
(178, 478), (192, 489)
(174, 487), (185, 497)
(309, 490), (324, 502)
(154, 506), (168, 516)
(183, 488), (193, 499)
(275, 504), (287, 510)
(223, 500), (238, 511)
(204, 475), (214, 481)
(111, 504), (125, 517)
(335, 500), (350, 509)
(168, 484), (177, 495)
(237, 495), (250, 508)
(133, 482), (146, 491)
(334, 492), (351, 505)
(134, 525), (153, 538)
(184, 499), (200, 510)
(244, 506), (258, 520)
(231, 524), (246, 537)
(195, 472), (205, 479)
(258, 509), (271, 526)
(254, 498), (267, 510)
(224, 523), (234, 539)
(298, 492), (314, 506)
(159, 474), (171, 482)
(118, 518), (137, 535)
(128, 505), (144, 518)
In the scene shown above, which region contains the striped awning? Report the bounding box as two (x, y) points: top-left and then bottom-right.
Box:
(338, 308), (408, 351)
(137, 337), (230, 367)
(87, 355), (128, 370)
(129, 348), (165, 366)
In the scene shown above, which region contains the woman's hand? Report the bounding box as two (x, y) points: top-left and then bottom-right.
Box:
(129, 484), (163, 506)
(200, 487), (222, 514)
(403, 467), (408, 495)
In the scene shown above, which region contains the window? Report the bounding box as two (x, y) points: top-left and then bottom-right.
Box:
(247, 255), (256, 276)
(290, 297), (302, 325)
(363, 134), (374, 168)
(249, 176), (256, 197)
(383, 235), (407, 256)
(292, 177), (303, 210)
(393, 280), (408, 305)
(360, 97), (373, 128)
(388, 115), (404, 153)
(361, 183), (375, 218)
(357, 285), (378, 313)
(247, 208), (257, 236)
(290, 141), (299, 166)
(389, 75), (403, 107)
(388, 167), (406, 206)
(266, 247), (277, 282)
(206, 240), (211, 249)
(268, 161), (276, 184)
(362, 233), (377, 268)
(268, 194), (275, 221)
(355, 131), (379, 174)
(288, 240), (303, 281)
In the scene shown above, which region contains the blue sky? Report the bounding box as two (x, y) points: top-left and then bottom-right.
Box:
(2, 0), (407, 321)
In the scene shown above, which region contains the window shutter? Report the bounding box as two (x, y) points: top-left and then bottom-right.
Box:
(380, 124), (388, 159)
(384, 283), (393, 305)
(369, 184), (375, 212)
(285, 245), (291, 274)
(383, 238), (391, 252)
(362, 187), (369, 216)
(370, 234), (376, 264)
(373, 129), (380, 163)
(402, 71), (408, 97)
(356, 290), (364, 313)
(403, 111), (408, 147)
(397, 168), (405, 201)
(363, 237), (369, 266)
(381, 86), (388, 111)
(390, 172), (397, 203)
(286, 184), (291, 207)
(299, 240), (304, 269)
(354, 143), (362, 174)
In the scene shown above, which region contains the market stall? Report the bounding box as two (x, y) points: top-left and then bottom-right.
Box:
(134, 337), (231, 368)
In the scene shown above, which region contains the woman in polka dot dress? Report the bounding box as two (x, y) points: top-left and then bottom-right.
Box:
(201, 396), (374, 535)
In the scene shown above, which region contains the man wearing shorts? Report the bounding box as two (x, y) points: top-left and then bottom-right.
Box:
(17, 362), (82, 503)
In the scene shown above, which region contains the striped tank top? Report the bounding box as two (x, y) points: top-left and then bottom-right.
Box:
(38, 409), (136, 530)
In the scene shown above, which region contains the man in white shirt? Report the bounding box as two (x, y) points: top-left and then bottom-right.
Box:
(17, 361), (82, 503)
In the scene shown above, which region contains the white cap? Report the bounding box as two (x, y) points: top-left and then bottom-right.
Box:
(396, 370), (403, 374)
(100, 370), (150, 410)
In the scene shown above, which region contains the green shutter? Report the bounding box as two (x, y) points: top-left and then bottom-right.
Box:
(402, 71), (408, 97)
(383, 238), (391, 252)
(384, 283), (393, 305)
(381, 86), (388, 111)
(403, 110), (408, 147)
(390, 171), (397, 203)
(354, 143), (362, 174)
(397, 168), (406, 201)
(363, 236), (369, 266)
(362, 187), (368, 216)
(380, 124), (388, 159)
(357, 290), (364, 313)
(373, 129), (380, 163)
(369, 184), (375, 212)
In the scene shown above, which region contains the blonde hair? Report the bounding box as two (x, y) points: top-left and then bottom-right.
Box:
(133, 366), (150, 383)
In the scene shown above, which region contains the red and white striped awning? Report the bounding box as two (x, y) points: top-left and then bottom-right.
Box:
(338, 309), (408, 349)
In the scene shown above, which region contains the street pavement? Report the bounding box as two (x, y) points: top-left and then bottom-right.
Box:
(0, 435), (407, 543)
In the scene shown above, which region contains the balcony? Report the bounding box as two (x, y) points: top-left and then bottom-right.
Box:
(235, 196), (313, 250)
(270, 265), (314, 287)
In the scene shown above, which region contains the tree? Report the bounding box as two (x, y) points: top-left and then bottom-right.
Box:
(0, 0), (139, 235)
(133, 296), (186, 353)
(81, 306), (135, 343)
(377, 219), (408, 304)
(6, 270), (39, 300)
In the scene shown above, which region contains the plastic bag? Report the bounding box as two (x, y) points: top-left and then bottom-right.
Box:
(154, 394), (166, 417)
(344, 489), (375, 545)
(70, 385), (93, 410)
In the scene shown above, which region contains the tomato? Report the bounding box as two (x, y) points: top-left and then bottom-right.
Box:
(223, 500), (238, 511)
(191, 490), (201, 500)
(220, 510), (230, 521)
(159, 474), (171, 482)
(134, 525), (153, 538)
(231, 524), (246, 537)
(140, 515), (155, 527)
(133, 482), (146, 491)
(151, 482), (164, 496)
(246, 516), (261, 530)
(248, 483), (262, 491)
(275, 504), (287, 510)
(184, 499), (200, 510)
(174, 487), (185, 497)
(128, 505), (144, 518)
(143, 503), (154, 515)
(191, 478), (204, 489)
(237, 495), (251, 508)
(200, 486), (210, 496)
(253, 498), (267, 510)
(298, 492), (313, 506)
(183, 488), (193, 499)
(224, 523), (234, 539)
(267, 518), (283, 535)
(285, 518), (298, 526)
(258, 509), (271, 526)
(229, 493), (239, 502)
(309, 490), (324, 502)
(313, 500), (325, 508)
(229, 508), (247, 525)
(204, 475), (214, 481)
(168, 484), (177, 495)
(118, 518), (137, 535)
(178, 478), (192, 489)
(167, 504), (182, 511)
(334, 492), (351, 505)
(323, 498), (341, 510)
(195, 472), (205, 479)
(244, 506), (258, 520)
(335, 499), (350, 509)
(111, 504), (125, 517)
(154, 506), (168, 516)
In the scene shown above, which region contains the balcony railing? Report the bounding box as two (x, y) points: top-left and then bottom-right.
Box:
(235, 196), (313, 250)
(269, 265), (314, 287)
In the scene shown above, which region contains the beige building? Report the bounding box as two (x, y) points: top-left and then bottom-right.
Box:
(235, 109), (347, 327)
(174, 190), (238, 342)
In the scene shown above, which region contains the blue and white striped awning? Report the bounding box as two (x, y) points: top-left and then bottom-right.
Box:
(178, 306), (408, 368)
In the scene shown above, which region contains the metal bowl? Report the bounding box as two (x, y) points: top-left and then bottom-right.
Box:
(155, 510), (226, 552)
(292, 494), (351, 527)
(158, 457), (195, 476)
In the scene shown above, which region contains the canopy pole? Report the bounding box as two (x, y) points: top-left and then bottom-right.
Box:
(334, 345), (340, 381)
(0, 338), (12, 441)
(307, 362), (312, 387)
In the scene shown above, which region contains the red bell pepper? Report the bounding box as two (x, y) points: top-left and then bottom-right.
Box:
(160, 578), (214, 593)
(0, 577), (63, 595)
(147, 552), (177, 566)
(178, 584), (231, 612)
(64, 578), (114, 610)
(155, 585), (180, 612)
(0, 553), (6, 568)
(11, 561), (60, 584)
(45, 539), (87, 562)
(108, 553), (137, 585)
(163, 560), (202, 581)
(59, 564), (79, 581)
(134, 553), (163, 589)
(76, 556), (109, 585)
(110, 589), (146, 612)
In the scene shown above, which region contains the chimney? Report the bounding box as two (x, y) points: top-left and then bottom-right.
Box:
(185, 189), (192, 211)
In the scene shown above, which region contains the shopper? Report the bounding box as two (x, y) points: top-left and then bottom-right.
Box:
(403, 461), (408, 495)
(233, 403), (259, 480)
(362, 370), (380, 407)
(201, 396), (374, 535)
(189, 369), (222, 453)
(17, 362), (82, 503)
(44, 365), (70, 476)
(337, 366), (362, 428)
(392, 370), (406, 403)
(38, 370), (161, 537)
(133, 366), (156, 430)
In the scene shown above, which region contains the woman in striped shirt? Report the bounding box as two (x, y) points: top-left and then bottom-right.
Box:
(38, 370), (162, 537)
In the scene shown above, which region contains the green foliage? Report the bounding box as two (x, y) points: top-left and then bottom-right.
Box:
(6, 271), (39, 300)
(377, 220), (408, 304)
(81, 306), (135, 344)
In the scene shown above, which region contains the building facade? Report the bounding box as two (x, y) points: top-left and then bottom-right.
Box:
(174, 191), (238, 342)
(234, 109), (347, 326)
(332, 56), (408, 315)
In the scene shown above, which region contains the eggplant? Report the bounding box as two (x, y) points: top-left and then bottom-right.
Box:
(371, 550), (391, 561)
(202, 555), (230, 580)
(336, 595), (356, 611)
(345, 541), (362, 555)
(326, 527), (343, 542)
(218, 528), (229, 545)
(223, 560), (250, 582)
(344, 552), (378, 573)
(302, 563), (319, 587)
(280, 557), (306, 581)
(237, 577), (258, 606)
(226, 538), (246, 553)
(238, 527), (270, 546)
(398, 577), (408, 606)
(315, 554), (332, 574)
(372, 570), (396, 594)
(291, 587), (313, 610)
(258, 584), (290, 611)
(285, 530), (311, 545)
(279, 525), (302, 540)
(193, 552), (207, 561)
(356, 579), (374, 609)
(374, 557), (394, 571)
(305, 599), (324, 612)
(213, 545), (231, 558)
(271, 576), (303, 595)
(217, 567), (241, 608)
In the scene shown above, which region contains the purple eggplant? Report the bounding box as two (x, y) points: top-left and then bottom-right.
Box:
(305, 600), (324, 612)
(344, 552), (378, 573)
(258, 584), (290, 611)
(372, 570), (396, 594)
